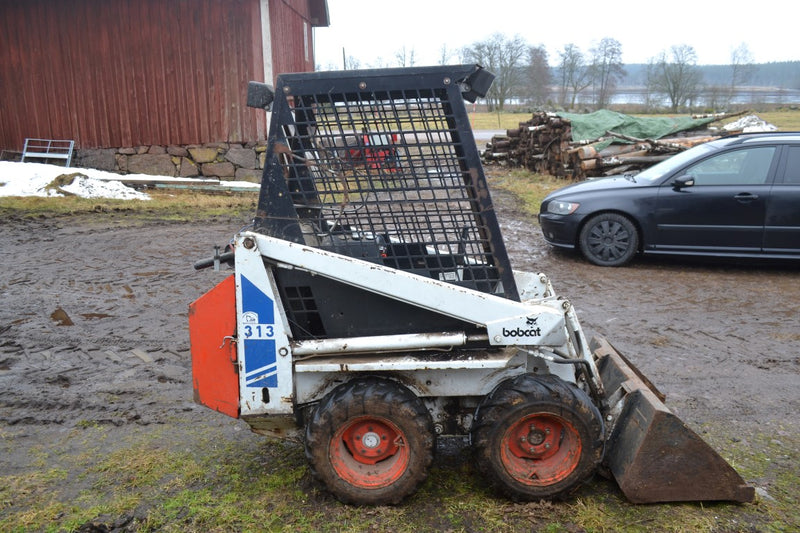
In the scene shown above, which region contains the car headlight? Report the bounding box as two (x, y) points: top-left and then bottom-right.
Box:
(546, 200), (580, 215)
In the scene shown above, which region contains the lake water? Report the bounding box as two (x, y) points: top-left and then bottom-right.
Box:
(608, 87), (800, 106)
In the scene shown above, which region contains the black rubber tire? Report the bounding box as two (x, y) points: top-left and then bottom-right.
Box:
(304, 377), (434, 505)
(472, 374), (604, 501)
(578, 213), (639, 267)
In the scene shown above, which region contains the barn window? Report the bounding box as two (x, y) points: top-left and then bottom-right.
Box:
(304, 21), (309, 62)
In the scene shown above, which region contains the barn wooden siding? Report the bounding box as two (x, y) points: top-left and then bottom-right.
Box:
(0, 0), (322, 151)
(269, 0), (316, 77)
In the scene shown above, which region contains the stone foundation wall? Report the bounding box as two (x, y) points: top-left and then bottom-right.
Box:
(73, 141), (268, 182)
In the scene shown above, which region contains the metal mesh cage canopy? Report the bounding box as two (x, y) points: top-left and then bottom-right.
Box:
(255, 65), (518, 301)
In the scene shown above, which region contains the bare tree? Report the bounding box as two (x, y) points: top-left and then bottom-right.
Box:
(462, 33), (528, 111)
(588, 37), (625, 109)
(704, 85), (728, 112)
(728, 42), (755, 107)
(526, 44), (551, 107)
(438, 44), (454, 66)
(394, 46), (416, 67)
(343, 53), (361, 70)
(647, 45), (703, 112)
(557, 43), (591, 109)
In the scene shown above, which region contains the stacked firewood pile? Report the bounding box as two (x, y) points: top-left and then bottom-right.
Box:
(482, 112), (726, 179)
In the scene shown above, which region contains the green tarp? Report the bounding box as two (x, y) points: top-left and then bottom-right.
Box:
(557, 110), (716, 150)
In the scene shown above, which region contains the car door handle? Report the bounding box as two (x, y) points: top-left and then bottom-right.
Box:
(734, 193), (759, 202)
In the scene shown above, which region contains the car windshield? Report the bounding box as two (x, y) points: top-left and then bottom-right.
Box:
(634, 141), (721, 182)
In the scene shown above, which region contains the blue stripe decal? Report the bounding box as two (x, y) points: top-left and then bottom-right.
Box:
(241, 275), (278, 389)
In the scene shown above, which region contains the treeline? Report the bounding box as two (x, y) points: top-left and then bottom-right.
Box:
(457, 35), (799, 113)
(330, 36), (800, 113)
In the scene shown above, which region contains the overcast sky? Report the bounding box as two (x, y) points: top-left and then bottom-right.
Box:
(313, 0), (797, 69)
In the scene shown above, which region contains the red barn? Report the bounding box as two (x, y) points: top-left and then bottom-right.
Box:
(0, 0), (329, 178)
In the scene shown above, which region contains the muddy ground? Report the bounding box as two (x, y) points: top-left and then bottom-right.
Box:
(1, 194), (798, 530)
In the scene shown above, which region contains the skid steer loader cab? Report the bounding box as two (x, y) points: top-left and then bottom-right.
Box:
(189, 64), (754, 506)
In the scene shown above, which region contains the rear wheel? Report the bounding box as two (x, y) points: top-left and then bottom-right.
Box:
(472, 374), (603, 501)
(305, 377), (434, 505)
(578, 213), (639, 266)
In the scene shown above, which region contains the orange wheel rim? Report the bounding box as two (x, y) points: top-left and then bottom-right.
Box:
(329, 416), (408, 488)
(500, 413), (582, 486)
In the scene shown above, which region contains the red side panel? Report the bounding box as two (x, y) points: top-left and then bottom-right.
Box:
(189, 275), (239, 418)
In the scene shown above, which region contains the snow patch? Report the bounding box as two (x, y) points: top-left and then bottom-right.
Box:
(0, 162), (150, 200)
(723, 114), (778, 133)
(60, 174), (151, 200)
(0, 161), (260, 200)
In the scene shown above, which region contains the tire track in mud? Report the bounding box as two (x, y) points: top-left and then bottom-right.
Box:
(0, 216), (244, 427)
(1, 204), (798, 436)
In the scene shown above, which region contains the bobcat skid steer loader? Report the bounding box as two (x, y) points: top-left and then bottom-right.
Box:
(189, 64), (754, 506)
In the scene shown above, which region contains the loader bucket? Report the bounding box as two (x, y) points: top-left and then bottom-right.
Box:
(591, 336), (755, 503)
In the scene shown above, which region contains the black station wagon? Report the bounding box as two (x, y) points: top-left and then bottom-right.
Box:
(538, 132), (800, 266)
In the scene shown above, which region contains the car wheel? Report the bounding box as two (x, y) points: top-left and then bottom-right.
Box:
(578, 213), (639, 267)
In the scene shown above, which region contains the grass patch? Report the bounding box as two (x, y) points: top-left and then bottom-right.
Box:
(469, 110), (535, 130)
(485, 167), (569, 217)
(753, 109), (800, 130)
(0, 188), (257, 221)
(0, 165), (564, 225)
(714, 429), (800, 530)
(0, 418), (797, 532)
(90, 446), (207, 491)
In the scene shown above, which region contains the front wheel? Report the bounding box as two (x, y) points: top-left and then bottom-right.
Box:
(472, 374), (604, 501)
(304, 377), (434, 505)
(578, 213), (639, 267)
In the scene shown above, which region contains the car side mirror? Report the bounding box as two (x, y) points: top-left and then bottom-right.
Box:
(672, 175), (695, 190)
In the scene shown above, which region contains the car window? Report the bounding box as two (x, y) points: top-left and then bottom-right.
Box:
(684, 146), (776, 186)
(636, 141), (718, 182)
(782, 146), (800, 184)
